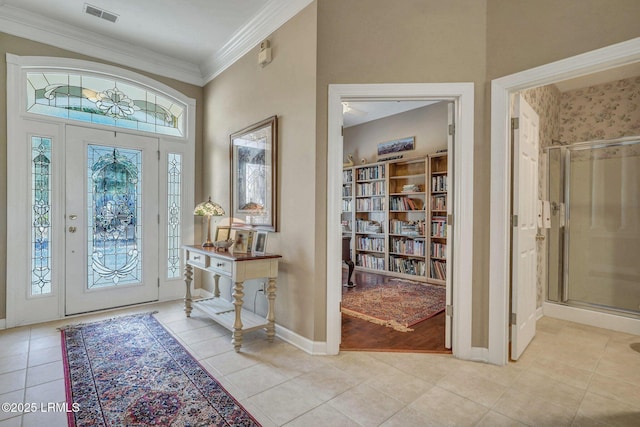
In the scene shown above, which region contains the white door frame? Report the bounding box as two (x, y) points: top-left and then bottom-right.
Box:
(5, 54), (195, 327)
(327, 83), (477, 360)
(489, 37), (640, 365)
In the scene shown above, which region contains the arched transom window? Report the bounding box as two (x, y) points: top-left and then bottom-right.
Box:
(27, 72), (186, 137)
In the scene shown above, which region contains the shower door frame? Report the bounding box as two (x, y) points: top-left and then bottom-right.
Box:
(548, 136), (640, 316)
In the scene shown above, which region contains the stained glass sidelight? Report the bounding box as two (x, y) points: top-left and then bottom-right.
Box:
(167, 153), (182, 278)
(31, 137), (52, 296)
(27, 72), (185, 137)
(88, 145), (143, 288)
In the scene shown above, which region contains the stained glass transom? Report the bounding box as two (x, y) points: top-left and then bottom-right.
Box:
(88, 145), (143, 288)
(27, 72), (185, 137)
(31, 136), (52, 296)
(167, 153), (182, 278)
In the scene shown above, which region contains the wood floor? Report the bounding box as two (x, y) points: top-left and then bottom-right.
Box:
(340, 269), (451, 353)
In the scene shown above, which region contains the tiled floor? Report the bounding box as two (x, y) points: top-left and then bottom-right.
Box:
(1, 300), (639, 426)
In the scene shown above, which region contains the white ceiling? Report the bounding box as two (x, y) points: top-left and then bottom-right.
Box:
(343, 100), (439, 128)
(0, 0), (313, 85)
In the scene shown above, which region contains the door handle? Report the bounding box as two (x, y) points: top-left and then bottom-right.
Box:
(535, 233), (545, 241)
(68, 226), (77, 233)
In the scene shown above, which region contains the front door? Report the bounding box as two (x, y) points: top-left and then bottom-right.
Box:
(65, 126), (159, 315)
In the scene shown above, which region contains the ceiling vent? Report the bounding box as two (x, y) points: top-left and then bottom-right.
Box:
(84, 4), (119, 23)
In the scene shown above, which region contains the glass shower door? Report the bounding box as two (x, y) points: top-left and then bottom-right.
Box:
(565, 141), (640, 315)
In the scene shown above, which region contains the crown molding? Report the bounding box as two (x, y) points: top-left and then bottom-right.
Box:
(0, 4), (204, 86)
(201, 0), (314, 84)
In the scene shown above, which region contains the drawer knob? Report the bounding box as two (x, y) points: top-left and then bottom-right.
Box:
(193, 256), (200, 260)
(217, 263), (224, 267)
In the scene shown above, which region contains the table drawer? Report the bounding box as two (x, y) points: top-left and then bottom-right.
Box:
(187, 251), (209, 268)
(207, 258), (233, 276)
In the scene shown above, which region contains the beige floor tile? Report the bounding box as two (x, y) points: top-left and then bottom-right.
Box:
(247, 380), (324, 425)
(407, 386), (488, 426)
(24, 379), (65, 404)
(577, 391), (640, 427)
(475, 410), (527, 427)
(493, 388), (576, 426)
(0, 415), (22, 427)
(201, 350), (262, 376)
(186, 334), (235, 359)
(25, 360), (64, 388)
(379, 405), (435, 427)
(1, 340), (29, 358)
(162, 314), (217, 334)
(455, 359), (525, 387)
(22, 407), (68, 427)
(289, 365), (362, 402)
(175, 323), (228, 345)
(29, 334), (62, 351)
(225, 363), (289, 399)
(0, 370), (26, 395)
(0, 353), (28, 375)
(388, 353), (459, 385)
(328, 383), (405, 426)
(366, 369), (435, 404)
(595, 357), (640, 384)
(284, 403), (361, 427)
(27, 346), (61, 367)
(436, 369), (506, 408)
(0, 390), (25, 422)
(327, 351), (402, 382)
(511, 370), (586, 410)
(587, 374), (640, 410)
(526, 357), (593, 390)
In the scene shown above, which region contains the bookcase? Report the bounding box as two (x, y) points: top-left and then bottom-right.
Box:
(428, 153), (448, 285)
(343, 153), (448, 285)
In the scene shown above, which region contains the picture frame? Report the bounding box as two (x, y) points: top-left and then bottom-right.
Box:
(214, 226), (231, 242)
(377, 136), (415, 157)
(231, 229), (253, 254)
(252, 231), (268, 255)
(230, 116), (278, 231)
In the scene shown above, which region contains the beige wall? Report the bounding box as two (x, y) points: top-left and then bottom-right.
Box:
(202, 4), (318, 338)
(344, 102), (449, 163)
(317, 0), (489, 344)
(0, 33), (204, 320)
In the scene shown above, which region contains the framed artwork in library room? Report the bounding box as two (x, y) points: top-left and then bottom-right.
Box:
(230, 116), (278, 231)
(377, 136), (415, 157)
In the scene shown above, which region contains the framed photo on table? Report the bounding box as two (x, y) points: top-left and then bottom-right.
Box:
(231, 229), (253, 254)
(252, 231), (268, 255)
(214, 226), (231, 242)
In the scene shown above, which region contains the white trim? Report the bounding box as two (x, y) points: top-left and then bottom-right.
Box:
(327, 83), (475, 360)
(536, 306), (544, 320)
(0, 0), (313, 86)
(275, 324), (328, 355)
(543, 302), (640, 336)
(489, 37), (640, 366)
(0, 319), (6, 330)
(202, 0), (314, 83)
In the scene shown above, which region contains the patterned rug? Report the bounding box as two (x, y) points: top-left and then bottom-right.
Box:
(61, 312), (260, 427)
(341, 279), (446, 332)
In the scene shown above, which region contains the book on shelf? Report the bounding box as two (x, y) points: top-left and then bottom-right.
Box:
(401, 184), (421, 193)
(389, 196), (423, 211)
(430, 259), (446, 280)
(389, 255), (426, 276)
(389, 219), (425, 236)
(431, 175), (447, 192)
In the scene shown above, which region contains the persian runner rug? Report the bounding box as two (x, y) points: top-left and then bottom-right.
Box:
(341, 279), (446, 332)
(61, 312), (260, 427)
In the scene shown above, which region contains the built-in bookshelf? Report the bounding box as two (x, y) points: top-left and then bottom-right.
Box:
(344, 154), (448, 285)
(428, 153), (448, 284)
(354, 163), (386, 272)
(388, 158), (427, 280)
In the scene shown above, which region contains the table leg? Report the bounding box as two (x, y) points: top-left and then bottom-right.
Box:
(213, 273), (221, 297)
(184, 263), (193, 317)
(232, 281), (244, 352)
(266, 277), (277, 342)
(345, 260), (355, 287)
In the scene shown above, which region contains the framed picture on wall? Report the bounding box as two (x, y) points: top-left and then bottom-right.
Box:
(377, 136), (415, 156)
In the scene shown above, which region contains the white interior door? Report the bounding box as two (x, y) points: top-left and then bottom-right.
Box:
(511, 95), (540, 360)
(445, 102), (455, 349)
(65, 126), (159, 315)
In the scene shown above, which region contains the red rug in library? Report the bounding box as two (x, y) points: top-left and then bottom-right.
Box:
(61, 312), (260, 427)
(341, 279), (446, 332)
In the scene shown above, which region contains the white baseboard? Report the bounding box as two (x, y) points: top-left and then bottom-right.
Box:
(536, 306), (544, 320)
(275, 324), (328, 355)
(0, 318), (5, 330)
(543, 302), (640, 335)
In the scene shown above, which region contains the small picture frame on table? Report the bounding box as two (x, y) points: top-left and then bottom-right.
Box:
(252, 231), (268, 255)
(214, 226), (231, 242)
(231, 229), (253, 254)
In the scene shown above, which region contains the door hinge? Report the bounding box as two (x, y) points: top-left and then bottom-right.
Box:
(446, 305), (453, 316)
(158, 277), (160, 288)
(510, 312), (517, 325)
(448, 123), (455, 136)
(511, 117), (519, 130)
(447, 214), (453, 226)
(158, 213), (160, 224)
(512, 214), (518, 227)
(157, 150), (160, 160)
(341, 126), (344, 137)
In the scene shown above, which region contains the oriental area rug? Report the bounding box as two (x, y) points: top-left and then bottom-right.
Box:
(341, 279), (446, 332)
(61, 312), (260, 427)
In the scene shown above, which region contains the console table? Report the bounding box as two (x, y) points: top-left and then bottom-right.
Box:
(182, 244), (282, 352)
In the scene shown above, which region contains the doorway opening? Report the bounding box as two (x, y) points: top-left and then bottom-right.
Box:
(326, 83), (476, 360)
(489, 38), (640, 365)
